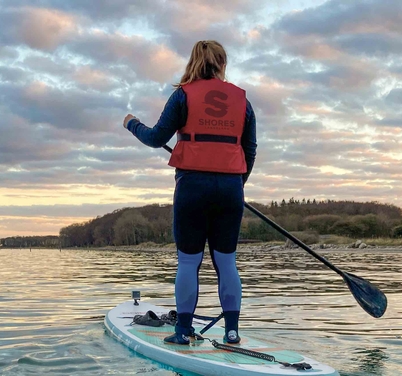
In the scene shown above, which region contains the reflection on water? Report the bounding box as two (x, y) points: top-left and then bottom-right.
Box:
(352, 348), (389, 375)
(0, 248), (401, 375)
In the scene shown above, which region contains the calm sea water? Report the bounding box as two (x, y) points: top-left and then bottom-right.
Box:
(0, 247), (401, 376)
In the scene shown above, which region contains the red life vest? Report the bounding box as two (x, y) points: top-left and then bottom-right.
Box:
(168, 79), (247, 173)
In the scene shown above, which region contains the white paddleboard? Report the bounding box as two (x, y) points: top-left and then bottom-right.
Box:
(104, 295), (339, 376)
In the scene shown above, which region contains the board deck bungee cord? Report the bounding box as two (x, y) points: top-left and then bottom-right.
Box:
(104, 291), (340, 376)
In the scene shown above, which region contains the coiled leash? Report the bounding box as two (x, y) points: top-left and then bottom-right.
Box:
(204, 338), (312, 371)
(128, 310), (312, 371)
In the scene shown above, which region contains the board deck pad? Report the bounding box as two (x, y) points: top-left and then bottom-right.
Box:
(105, 298), (340, 376)
(129, 326), (304, 365)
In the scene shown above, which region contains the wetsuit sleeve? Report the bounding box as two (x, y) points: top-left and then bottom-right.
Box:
(241, 99), (257, 185)
(127, 88), (187, 148)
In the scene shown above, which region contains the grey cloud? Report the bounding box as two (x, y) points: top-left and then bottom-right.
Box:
(336, 34), (402, 57)
(0, 100), (174, 188)
(68, 32), (183, 83)
(241, 83), (289, 118)
(3, 82), (125, 133)
(385, 89), (402, 104)
(375, 118), (402, 128)
(363, 163), (402, 176)
(0, 64), (175, 177)
(0, 133), (174, 188)
(0, 164), (173, 190)
(389, 64), (402, 75)
(0, 46), (19, 59)
(261, 0), (402, 79)
(166, 23), (248, 58)
(248, 169), (401, 205)
(239, 57), (379, 134)
(18, 53), (141, 94)
(132, 1), (265, 55)
(273, 0), (402, 36)
(0, 0), (154, 21)
(0, 66), (28, 83)
(0, 8), (25, 45)
(268, 121), (325, 140)
(0, 110), (73, 164)
(21, 54), (75, 77)
(2, 0), (260, 25)
(253, 129), (392, 175)
(310, 64), (377, 91)
(238, 55), (310, 84)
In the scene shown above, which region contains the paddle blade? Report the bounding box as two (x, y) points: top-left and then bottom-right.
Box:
(343, 272), (387, 318)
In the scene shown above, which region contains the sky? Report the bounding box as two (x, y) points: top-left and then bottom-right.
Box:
(1, 0), (402, 238)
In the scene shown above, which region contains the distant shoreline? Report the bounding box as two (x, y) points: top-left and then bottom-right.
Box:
(0, 243), (402, 253)
(4, 242), (402, 252)
(94, 243), (402, 253)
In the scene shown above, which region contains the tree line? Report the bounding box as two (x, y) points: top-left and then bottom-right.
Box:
(59, 204), (173, 247)
(2, 199), (402, 248)
(0, 235), (59, 248)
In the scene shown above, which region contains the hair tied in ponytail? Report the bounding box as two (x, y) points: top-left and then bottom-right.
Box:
(174, 40), (227, 87)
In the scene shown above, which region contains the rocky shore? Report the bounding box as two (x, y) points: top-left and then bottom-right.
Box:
(93, 240), (402, 253)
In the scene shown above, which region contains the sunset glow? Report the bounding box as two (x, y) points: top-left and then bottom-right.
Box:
(1, 0), (402, 237)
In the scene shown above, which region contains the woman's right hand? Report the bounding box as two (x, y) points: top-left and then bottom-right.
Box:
(123, 114), (140, 129)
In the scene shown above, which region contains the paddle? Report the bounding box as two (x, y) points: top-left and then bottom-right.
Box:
(244, 202), (387, 318)
(162, 144), (387, 318)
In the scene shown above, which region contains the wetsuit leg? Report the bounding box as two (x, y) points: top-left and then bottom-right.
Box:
(211, 250), (241, 336)
(173, 171), (210, 254)
(207, 174), (244, 253)
(207, 174), (244, 340)
(174, 250), (204, 333)
(172, 171), (211, 335)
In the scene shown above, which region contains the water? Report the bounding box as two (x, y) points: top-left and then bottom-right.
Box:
(0, 247), (401, 376)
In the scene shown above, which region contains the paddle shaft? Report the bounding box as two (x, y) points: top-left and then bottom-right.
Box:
(244, 202), (344, 276)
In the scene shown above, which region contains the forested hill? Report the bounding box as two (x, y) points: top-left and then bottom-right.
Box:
(2, 200), (402, 248)
(249, 199), (402, 219)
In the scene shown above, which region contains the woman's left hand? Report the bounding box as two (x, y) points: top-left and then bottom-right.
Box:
(123, 114), (140, 128)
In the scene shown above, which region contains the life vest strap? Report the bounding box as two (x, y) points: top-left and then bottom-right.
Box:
(178, 133), (238, 144)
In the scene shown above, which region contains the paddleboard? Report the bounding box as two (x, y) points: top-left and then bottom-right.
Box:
(104, 293), (340, 376)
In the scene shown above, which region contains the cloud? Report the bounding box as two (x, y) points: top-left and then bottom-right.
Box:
(0, 6), (78, 51)
(336, 33), (402, 57)
(3, 81), (123, 134)
(385, 88), (402, 104)
(4, 0), (154, 22)
(242, 77), (290, 120)
(0, 66), (28, 83)
(0, 45), (19, 59)
(273, 0), (402, 36)
(69, 31), (185, 83)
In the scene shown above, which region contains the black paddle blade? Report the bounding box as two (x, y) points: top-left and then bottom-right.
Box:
(342, 272), (387, 318)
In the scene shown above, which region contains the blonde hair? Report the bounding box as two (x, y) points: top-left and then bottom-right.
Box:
(175, 40), (227, 87)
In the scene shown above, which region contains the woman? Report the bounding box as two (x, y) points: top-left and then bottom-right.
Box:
(123, 40), (257, 345)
